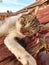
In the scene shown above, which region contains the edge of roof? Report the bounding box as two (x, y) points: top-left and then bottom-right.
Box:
(0, 0), (48, 16)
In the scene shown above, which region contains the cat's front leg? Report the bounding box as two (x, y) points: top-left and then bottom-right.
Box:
(4, 32), (37, 65)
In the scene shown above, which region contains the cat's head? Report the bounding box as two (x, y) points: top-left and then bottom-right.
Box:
(16, 13), (39, 37)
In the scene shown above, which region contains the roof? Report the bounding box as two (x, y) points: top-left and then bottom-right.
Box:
(0, 0), (48, 17)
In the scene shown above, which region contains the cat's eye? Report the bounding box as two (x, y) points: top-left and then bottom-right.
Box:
(21, 20), (27, 26)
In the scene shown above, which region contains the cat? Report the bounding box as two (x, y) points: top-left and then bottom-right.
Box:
(0, 13), (38, 65)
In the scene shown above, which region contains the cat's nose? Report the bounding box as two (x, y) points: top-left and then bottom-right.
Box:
(25, 23), (30, 28)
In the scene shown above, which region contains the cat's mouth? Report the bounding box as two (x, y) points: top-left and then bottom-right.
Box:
(20, 27), (37, 37)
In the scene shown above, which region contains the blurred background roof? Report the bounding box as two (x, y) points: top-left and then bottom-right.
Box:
(0, 0), (36, 12)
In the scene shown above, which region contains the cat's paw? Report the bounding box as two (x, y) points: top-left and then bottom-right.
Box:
(25, 55), (37, 65)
